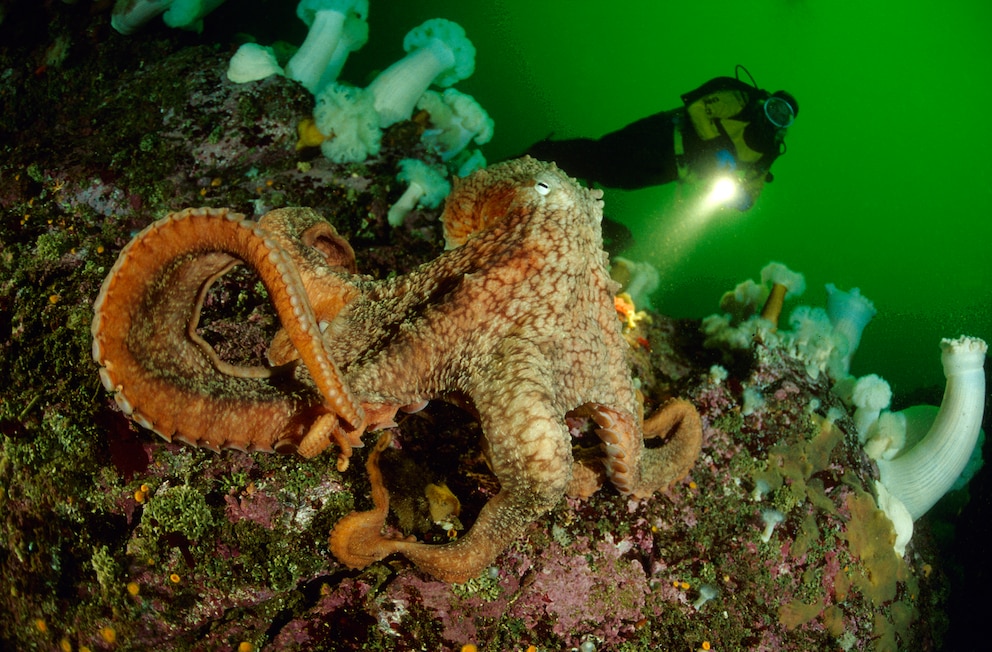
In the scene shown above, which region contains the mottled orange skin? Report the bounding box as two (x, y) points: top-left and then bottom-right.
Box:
(92, 158), (702, 583)
(91, 207), (366, 465)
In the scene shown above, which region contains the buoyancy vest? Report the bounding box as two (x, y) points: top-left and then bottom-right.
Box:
(677, 77), (769, 180)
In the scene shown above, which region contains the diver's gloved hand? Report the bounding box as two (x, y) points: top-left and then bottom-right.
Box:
(712, 149), (753, 210)
(715, 149), (737, 171)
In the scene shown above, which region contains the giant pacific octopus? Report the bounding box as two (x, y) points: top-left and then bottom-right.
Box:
(91, 157), (703, 583)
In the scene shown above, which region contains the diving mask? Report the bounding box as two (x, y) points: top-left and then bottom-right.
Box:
(763, 95), (795, 129)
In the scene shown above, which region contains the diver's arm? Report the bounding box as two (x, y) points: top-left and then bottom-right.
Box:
(525, 110), (680, 189)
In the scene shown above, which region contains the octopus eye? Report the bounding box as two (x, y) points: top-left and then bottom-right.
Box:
(535, 181), (551, 196)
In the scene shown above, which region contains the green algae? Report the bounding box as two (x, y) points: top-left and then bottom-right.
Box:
(90, 544), (119, 596)
(452, 571), (502, 601)
(141, 484), (215, 541)
(218, 469), (250, 494)
(32, 230), (72, 262)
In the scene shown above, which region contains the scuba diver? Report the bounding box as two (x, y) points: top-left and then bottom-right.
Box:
(525, 66), (798, 213)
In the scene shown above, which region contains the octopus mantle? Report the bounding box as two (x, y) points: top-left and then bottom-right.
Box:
(91, 157), (702, 582)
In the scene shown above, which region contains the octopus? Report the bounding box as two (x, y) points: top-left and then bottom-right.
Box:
(91, 157), (703, 583)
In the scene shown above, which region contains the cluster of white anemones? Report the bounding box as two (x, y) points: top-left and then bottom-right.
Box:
(705, 263), (987, 557)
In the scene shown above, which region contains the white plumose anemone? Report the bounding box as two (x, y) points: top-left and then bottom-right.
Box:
(366, 18), (476, 128)
(876, 336), (987, 521)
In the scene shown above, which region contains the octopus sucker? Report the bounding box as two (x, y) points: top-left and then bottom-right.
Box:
(172, 433), (197, 447)
(200, 440), (222, 454)
(113, 391), (134, 416)
(131, 410), (154, 432)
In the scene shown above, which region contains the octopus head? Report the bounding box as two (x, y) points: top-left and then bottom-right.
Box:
(442, 156), (604, 248)
(528, 162), (604, 225)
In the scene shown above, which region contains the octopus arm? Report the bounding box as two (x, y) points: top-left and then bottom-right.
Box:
(91, 207), (364, 459)
(332, 335), (575, 582)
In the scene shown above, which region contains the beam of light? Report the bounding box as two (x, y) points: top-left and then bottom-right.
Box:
(624, 177), (745, 292)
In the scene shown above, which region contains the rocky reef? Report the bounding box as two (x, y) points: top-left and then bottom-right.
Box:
(0, 3), (966, 651)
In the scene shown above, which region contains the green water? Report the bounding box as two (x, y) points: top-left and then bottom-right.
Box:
(349, 0), (992, 397)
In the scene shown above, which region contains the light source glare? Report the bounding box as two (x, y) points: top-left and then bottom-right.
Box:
(707, 176), (739, 206)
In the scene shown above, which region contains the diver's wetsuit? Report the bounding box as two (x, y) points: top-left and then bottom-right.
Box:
(525, 109), (683, 190)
